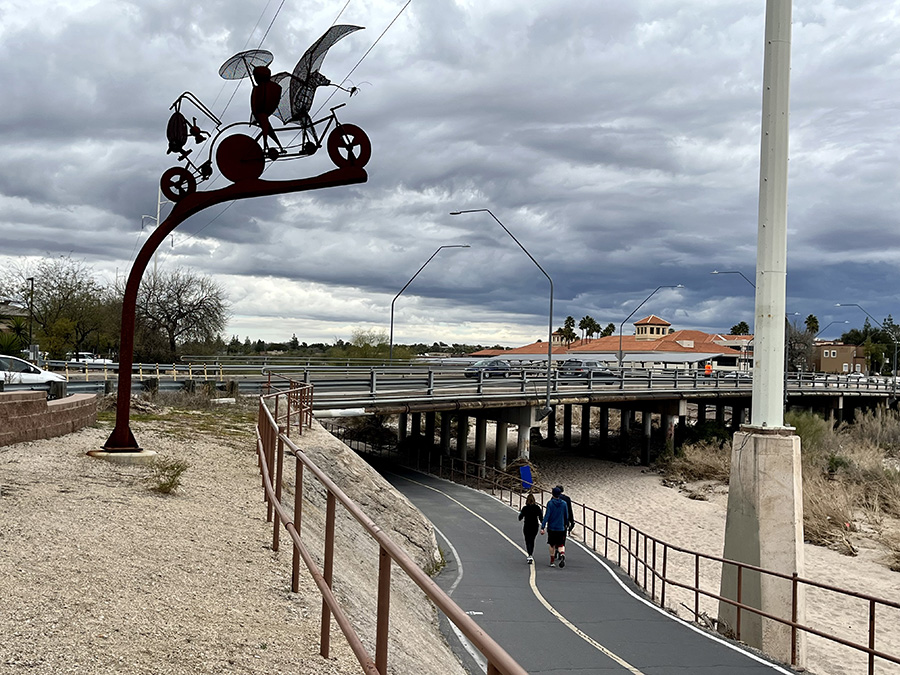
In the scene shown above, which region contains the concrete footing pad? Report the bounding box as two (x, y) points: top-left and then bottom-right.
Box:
(86, 449), (158, 465)
(719, 426), (806, 669)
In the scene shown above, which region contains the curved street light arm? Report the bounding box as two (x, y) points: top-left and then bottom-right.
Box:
(389, 244), (469, 363)
(451, 209), (554, 416)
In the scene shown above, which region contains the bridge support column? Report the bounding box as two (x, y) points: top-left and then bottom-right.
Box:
(834, 396), (844, 425)
(697, 403), (707, 424)
(619, 407), (629, 453)
(661, 413), (674, 460)
(546, 406), (557, 444)
(716, 404), (725, 427)
(642, 411), (653, 465)
(424, 411), (436, 450)
(440, 413), (451, 456)
(563, 404), (573, 449)
(732, 406), (745, 432)
(495, 422), (509, 470)
(720, 427), (805, 667)
(580, 404), (591, 449)
(599, 406), (609, 456)
(475, 417), (487, 476)
(398, 412), (408, 443)
(457, 413), (468, 464)
(515, 407), (532, 461)
(411, 412), (422, 439)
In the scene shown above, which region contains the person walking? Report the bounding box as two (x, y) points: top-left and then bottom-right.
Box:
(518, 493), (543, 564)
(540, 487), (569, 568)
(556, 485), (576, 533)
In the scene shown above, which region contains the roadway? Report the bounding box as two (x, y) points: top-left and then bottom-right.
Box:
(376, 462), (795, 675)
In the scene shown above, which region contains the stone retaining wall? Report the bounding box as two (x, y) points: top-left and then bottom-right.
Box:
(0, 392), (98, 447)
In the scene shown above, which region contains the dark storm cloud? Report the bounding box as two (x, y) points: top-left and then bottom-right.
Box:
(3, 0), (900, 345)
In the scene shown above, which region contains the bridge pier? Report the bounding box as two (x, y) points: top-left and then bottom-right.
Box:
(716, 404), (725, 427)
(411, 412), (421, 440)
(398, 412), (408, 443)
(440, 413), (451, 456)
(599, 406), (609, 456)
(457, 413), (468, 463)
(697, 402), (707, 424)
(580, 403), (591, 449)
(475, 417), (487, 476)
(495, 422), (509, 470)
(619, 407), (629, 453)
(546, 406), (557, 444)
(424, 411), (436, 450)
(642, 411), (652, 464)
(562, 404), (572, 449)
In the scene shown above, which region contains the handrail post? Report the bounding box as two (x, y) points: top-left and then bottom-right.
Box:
(661, 545), (668, 608)
(694, 553), (700, 621)
(273, 426), (285, 551)
(291, 456), (304, 593)
(869, 598), (876, 675)
(427, 370), (435, 397)
(266, 423), (275, 523)
(321, 491), (336, 658)
(791, 572), (799, 666)
(376, 546), (392, 675)
(736, 565), (743, 640)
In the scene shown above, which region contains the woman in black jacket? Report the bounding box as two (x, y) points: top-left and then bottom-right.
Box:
(518, 492), (543, 564)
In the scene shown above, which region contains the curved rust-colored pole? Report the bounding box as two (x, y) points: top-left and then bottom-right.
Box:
(103, 165), (367, 451)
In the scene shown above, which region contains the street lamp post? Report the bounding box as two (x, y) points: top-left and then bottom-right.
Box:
(813, 320), (848, 339)
(26, 277), (34, 359)
(617, 285), (683, 370)
(835, 303), (897, 394)
(451, 208), (554, 417)
(389, 244), (470, 363)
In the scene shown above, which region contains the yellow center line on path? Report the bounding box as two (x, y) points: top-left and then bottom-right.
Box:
(391, 473), (645, 675)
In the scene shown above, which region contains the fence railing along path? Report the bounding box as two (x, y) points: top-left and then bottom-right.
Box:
(255, 381), (527, 675)
(324, 420), (900, 675)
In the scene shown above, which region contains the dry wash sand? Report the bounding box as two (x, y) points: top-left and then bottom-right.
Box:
(529, 443), (900, 675)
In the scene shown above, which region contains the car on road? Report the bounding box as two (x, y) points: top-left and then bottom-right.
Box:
(0, 354), (66, 385)
(723, 371), (752, 381)
(557, 359), (616, 380)
(464, 359), (512, 378)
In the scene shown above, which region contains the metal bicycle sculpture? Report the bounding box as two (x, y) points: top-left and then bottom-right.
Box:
(161, 25), (370, 200)
(104, 26), (370, 452)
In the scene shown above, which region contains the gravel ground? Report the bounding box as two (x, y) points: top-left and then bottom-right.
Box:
(1, 413), (361, 675)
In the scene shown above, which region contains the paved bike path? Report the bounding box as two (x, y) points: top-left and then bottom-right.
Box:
(376, 464), (794, 675)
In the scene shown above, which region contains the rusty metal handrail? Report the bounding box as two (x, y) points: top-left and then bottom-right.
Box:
(325, 427), (900, 675)
(256, 395), (526, 675)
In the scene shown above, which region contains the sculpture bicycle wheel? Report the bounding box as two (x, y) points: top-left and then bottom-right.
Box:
(160, 167), (197, 202)
(216, 134), (266, 183)
(327, 124), (371, 168)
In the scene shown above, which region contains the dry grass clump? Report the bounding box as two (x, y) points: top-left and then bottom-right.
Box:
(145, 456), (190, 494)
(660, 440), (731, 484)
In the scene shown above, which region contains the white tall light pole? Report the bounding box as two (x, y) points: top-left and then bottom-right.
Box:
(389, 244), (470, 363)
(617, 285), (683, 370)
(835, 303), (897, 391)
(451, 209), (553, 417)
(26, 276), (34, 360)
(720, 2), (804, 665)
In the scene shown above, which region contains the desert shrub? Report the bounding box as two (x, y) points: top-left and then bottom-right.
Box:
(678, 421), (731, 448)
(786, 410), (842, 459)
(660, 441), (730, 483)
(802, 472), (859, 555)
(146, 456), (189, 494)
(851, 408), (900, 456)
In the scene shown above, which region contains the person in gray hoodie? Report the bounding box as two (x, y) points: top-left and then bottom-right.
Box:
(540, 487), (568, 567)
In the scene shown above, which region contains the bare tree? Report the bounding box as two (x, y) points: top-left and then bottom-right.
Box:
(134, 269), (229, 362)
(0, 255), (115, 358)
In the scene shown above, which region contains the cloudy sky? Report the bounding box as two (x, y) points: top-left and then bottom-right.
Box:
(2, 0), (900, 347)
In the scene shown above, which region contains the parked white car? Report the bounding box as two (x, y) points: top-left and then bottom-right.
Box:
(0, 354), (66, 385)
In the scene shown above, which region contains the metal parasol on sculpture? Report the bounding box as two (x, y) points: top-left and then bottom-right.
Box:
(104, 26), (371, 452)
